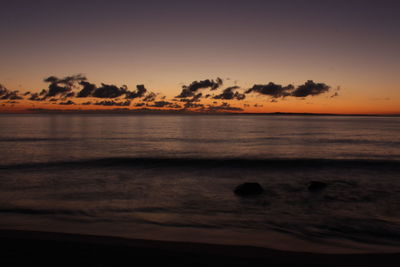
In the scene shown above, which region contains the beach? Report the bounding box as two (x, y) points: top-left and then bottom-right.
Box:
(2, 229), (400, 267)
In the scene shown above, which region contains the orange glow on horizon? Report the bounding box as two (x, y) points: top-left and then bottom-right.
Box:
(1, 97), (399, 115)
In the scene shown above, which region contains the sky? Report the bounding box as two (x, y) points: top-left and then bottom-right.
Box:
(0, 0), (399, 114)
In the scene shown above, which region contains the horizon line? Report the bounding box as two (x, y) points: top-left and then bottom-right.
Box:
(0, 108), (399, 117)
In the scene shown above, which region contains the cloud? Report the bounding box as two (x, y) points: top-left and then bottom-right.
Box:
(149, 101), (181, 108)
(65, 92), (75, 98)
(42, 74), (149, 100)
(143, 92), (157, 102)
(149, 101), (170, 107)
(183, 102), (205, 109)
(245, 82), (294, 98)
(126, 84), (147, 99)
(39, 89), (47, 96)
(291, 80), (330, 97)
(213, 86), (245, 100)
(43, 74), (87, 98)
(76, 81), (147, 99)
(59, 100), (75, 105)
(0, 84), (23, 100)
(3, 74), (336, 114)
(57, 74), (87, 87)
(205, 102), (243, 112)
(245, 80), (332, 99)
(94, 100), (131, 106)
(77, 81), (97, 97)
(330, 92), (339, 98)
(177, 93), (203, 104)
(28, 93), (41, 101)
(91, 83), (128, 98)
(45, 83), (70, 97)
(330, 86), (341, 98)
(176, 78), (223, 98)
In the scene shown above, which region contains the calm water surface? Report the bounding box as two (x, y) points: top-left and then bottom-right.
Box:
(0, 114), (399, 164)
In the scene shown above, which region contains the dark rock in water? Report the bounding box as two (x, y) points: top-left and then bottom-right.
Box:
(234, 183), (264, 196)
(308, 181), (328, 192)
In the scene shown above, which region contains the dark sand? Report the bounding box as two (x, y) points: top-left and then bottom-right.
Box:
(1, 230), (399, 266)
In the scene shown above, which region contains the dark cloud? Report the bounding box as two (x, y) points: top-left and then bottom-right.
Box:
(94, 100), (131, 106)
(59, 100), (75, 105)
(42, 75), (147, 100)
(291, 80), (330, 97)
(149, 101), (181, 108)
(58, 74), (87, 87)
(0, 84), (23, 100)
(246, 80), (332, 99)
(149, 101), (170, 107)
(143, 92), (157, 102)
(43, 74), (87, 98)
(245, 82), (294, 98)
(65, 92), (75, 98)
(213, 86), (245, 100)
(330, 86), (341, 98)
(28, 93), (41, 101)
(214, 77), (223, 90)
(4, 74), (335, 113)
(77, 81), (96, 97)
(43, 76), (59, 84)
(76, 81), (147, 99)
(176, 78), (223, 98)
(178, 93), (203, 104)
(45, 83), (69, 97)
(126, 84), (147, 99)
(92, 84), (128, 98)
(183, 102), (205, 109)
(330, 92), (339, 98)
(205, 102), (243, 112)
(44, 74), (86, 85)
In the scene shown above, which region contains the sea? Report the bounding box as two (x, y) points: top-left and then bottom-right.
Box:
(0, 114), (400, 253)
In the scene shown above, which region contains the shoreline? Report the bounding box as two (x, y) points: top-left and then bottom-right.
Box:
(1, 229), (400, 266)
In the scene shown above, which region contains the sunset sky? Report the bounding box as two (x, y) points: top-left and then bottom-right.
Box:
(1, 0), (399, 114)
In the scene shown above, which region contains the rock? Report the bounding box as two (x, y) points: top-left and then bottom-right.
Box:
(234, 183), (264, 196)
(308, 181), (327, 192)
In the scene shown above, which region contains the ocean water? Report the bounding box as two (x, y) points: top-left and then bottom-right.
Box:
(0, 114), (400, 253)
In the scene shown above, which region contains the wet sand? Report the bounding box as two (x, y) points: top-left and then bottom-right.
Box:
(1, 229), (399, 266)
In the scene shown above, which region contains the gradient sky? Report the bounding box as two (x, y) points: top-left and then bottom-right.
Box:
(1, 0), (399, 113)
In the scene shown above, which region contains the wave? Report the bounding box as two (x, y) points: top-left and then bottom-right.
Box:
(0, 137), (78, 142)
(0, 207), (89, 216)
(0, 157), (399, 170)
(2, 136), (399, 146)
